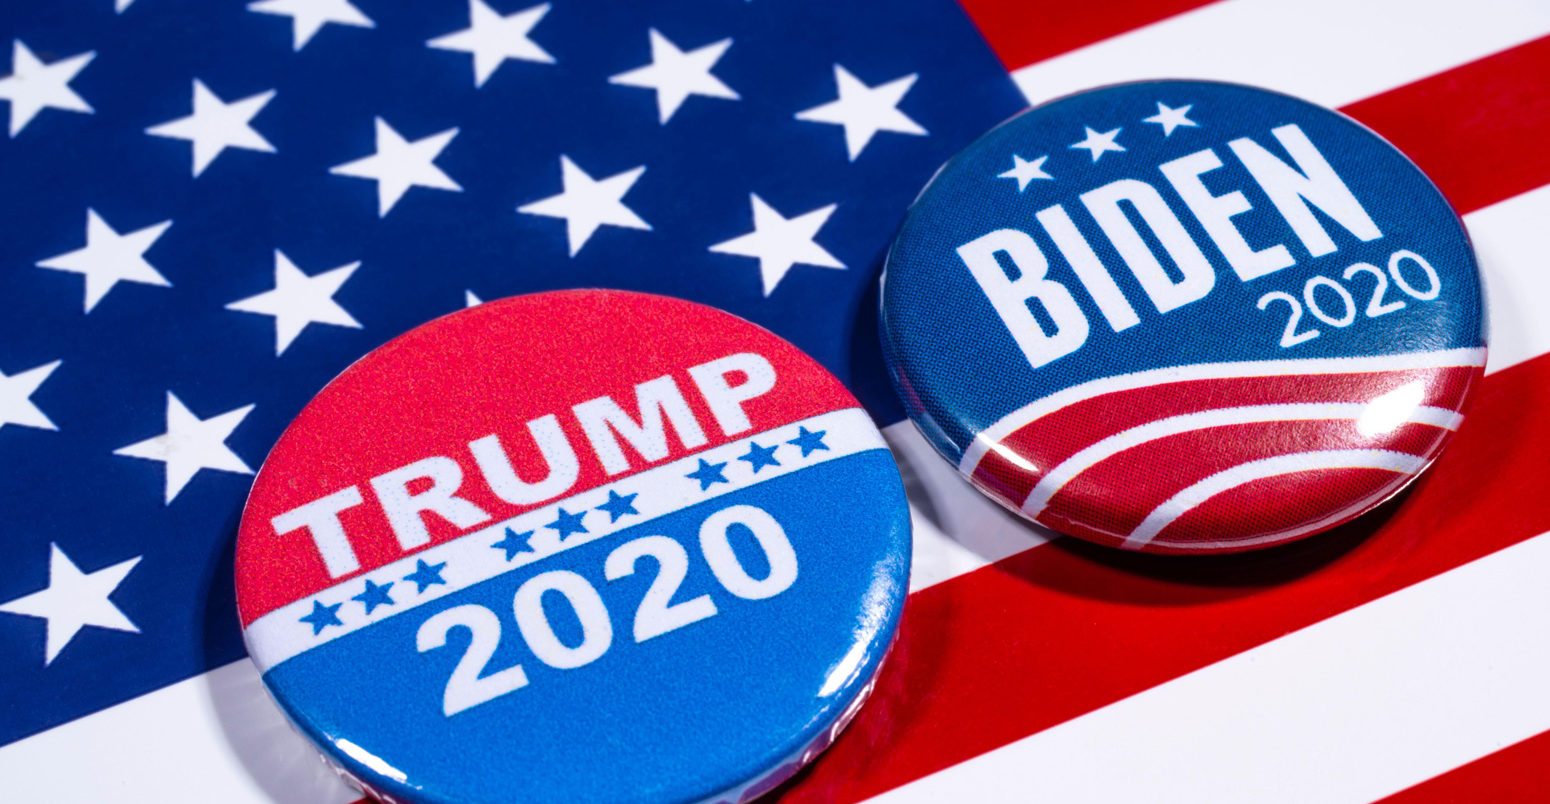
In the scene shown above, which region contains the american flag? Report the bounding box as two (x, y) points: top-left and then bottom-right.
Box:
(0, 0), (1547, 801)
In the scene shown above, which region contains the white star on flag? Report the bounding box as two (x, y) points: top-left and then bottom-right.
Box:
(0, 543), (140, 665)
(1070, 125), (1125, 162)
(428, 0), (554, 87)
(113, 392), (255, 504)
(998, 154), (1052, 191)
(609, 29), (738, 124)
(795, 65), (926, 161)
(146, 80), (277, 177)
(226, 250), (362, 355)
(1142, 101), (1198, 136)
(0, 41), (94, 137)
(518, 155), (650, 256)
(0, 360), (62, 432)
(330, 118), (461, 217)
(464, 289), (483, 307)
(709, 194), (844, 296)
(37, 209), (173, 313)
(248, 0), (374, 51)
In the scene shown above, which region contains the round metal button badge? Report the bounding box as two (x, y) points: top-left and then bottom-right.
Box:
(882, 80), (1486, 553)
(236, 290), (910, 803)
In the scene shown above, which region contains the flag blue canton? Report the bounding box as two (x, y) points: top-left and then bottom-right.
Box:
(0, 0), (1022, 745)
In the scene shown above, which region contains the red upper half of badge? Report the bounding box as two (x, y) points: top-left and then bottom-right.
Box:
(235, 290), (859, 624)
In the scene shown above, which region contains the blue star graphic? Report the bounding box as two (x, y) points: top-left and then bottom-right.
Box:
(351, 579), (395, 614)
(788, 426), (829, 457)
(299, 599), (343, 635)
(491, 528), (536, 561)
(738, 441), (781, 472)
(403, 559), (448, 593)
(546, 507), (589, 541)
(596, 489), (639, 523)
(686, 458), (729, 490)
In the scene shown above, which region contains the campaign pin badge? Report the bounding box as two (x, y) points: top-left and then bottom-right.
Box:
(236, 290), (910, 803)
(881, 80), (1486, 553)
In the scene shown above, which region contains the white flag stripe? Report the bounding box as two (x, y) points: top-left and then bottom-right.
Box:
(1009, 0), (1550, 108)
(0, 658), (359, 804)
(871, 527), (1550, 804)
(1471, 183), (1550, 376)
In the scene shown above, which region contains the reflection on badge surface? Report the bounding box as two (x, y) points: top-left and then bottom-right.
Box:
(882, 80), (1486, 554)
(236, 290), (910, 804)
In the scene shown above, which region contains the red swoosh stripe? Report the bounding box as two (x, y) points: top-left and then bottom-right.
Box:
(1045, 420), (1447, 545)
(972, 365), (1478, 507)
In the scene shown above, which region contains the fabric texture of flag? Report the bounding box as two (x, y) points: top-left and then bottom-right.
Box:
(2, 0), (1550, 801)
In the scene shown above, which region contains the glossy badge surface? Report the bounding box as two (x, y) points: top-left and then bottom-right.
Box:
(882, 80), (1486, 553)
(235, 290), (910, 803)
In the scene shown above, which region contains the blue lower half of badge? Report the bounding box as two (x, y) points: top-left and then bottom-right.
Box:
(261, 449), (909, 804)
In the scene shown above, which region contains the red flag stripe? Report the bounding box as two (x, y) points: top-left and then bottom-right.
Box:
(1342, 35), (1550, 217)
(1376, 729), (1550, 804)
(775, 32), (1550, 804)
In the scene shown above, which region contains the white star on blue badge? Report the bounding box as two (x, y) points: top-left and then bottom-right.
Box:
(998, 154), (1052, 192)
(1142, 102), (1197, 136)
(1069, 126), (1124, 162)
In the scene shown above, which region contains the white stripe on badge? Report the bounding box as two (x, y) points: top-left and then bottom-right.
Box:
(244, 407), (887, 668)
(1009, 0), (1550, 108)
(870, 527), (1550, 804)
